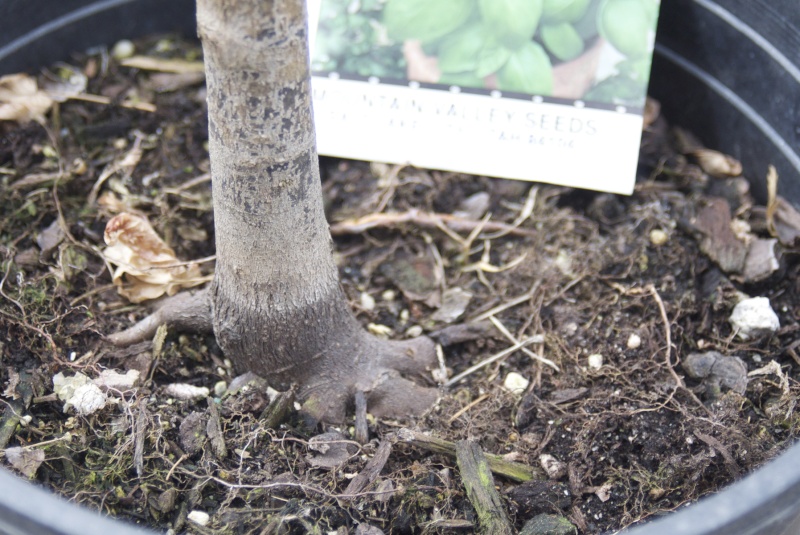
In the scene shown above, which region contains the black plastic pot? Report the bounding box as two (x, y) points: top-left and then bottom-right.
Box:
(0, 1), (798, 534)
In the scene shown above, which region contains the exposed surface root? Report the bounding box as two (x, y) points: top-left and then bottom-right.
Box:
(106, 288), (212, 346)
(109, 286), (439, 424)
(297, 334), (439, 424)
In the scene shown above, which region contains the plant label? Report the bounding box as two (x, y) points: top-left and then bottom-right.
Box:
(308, 0), (660, 195)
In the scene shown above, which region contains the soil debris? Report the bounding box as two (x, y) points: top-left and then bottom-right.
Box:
(0, 34), (799, 534)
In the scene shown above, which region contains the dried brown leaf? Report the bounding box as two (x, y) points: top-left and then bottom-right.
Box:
(0, 73), (53, 123)
(5, 447), (45, 478)
(692, 148), (742, 177)
(103, 213), (208, 303)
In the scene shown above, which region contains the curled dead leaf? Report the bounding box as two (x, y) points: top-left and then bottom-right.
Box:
(691, 148), (742, 178)
(103, 213), (209, 303)
(0, 73), (54, 123)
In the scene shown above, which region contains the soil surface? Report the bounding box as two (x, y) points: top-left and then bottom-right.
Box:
(1, 35), (799, 535)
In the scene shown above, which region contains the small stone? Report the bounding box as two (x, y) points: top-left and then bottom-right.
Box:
(213, 381), (227, 397)
(729, 297), (780, 340)
(587, 353), (603, 370)
(683, 351), (748, 398)
(520, 513), (577, 535)
(187, 510), (210, 526)
(360, 292), (376, 311)
(431, 287), (473, 323)
(504, 372), (530, 394)
(539, 454), (566, 480)
(649, 229), (669, 246)
(165, 383), (210, 401)
(93, 369), (139, 391)
(381, 289), (396, 302)
(65, 384), (109, 415)
(367, 323), (393, 338)
(111, 39), (135, 60)
(626, 333), (641, 349)
(405, 325), (423, 338)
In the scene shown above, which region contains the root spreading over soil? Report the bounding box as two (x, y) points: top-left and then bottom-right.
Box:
(1, 36), (799, 534)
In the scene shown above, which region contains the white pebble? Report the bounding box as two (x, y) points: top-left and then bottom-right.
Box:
(503, 372), (529, 394)
(649, 229), (669, 246)
(588, 353), (603, 370)
(66, 384), (109, 415)
(187, 510), (210, 526)
(213, 381), (228, 397)
(111, 39), (135, 60)
(165, 383), (210, 401)
(405, 325), (423, 338)
(626, 333), (642, 349)
(729, 297), (780, 340)
(360, 292), (376, 311)
(539, 454), (566, 479)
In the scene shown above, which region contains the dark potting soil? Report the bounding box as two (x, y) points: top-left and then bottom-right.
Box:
(0, 34), (799, 534)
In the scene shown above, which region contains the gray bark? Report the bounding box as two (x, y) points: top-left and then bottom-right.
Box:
(194, 0), (437, 423)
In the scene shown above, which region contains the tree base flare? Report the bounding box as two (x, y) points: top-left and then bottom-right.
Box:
(108, 288), (439, 424)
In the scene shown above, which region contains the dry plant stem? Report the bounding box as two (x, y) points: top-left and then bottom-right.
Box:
(637, 284), (711, 415)
(447, 393), (491, 424)
(0, 399), (24, 450)
(354, 391), (369, 444)
(396, 428), (541, 483)
(342, 439), (393, 500)
(329, 209), (537, 238)
(445, 336), (543, 387)
(470, 282), (540, 322)
(456, 440), (514, 535)
(488, 315), (558, 371)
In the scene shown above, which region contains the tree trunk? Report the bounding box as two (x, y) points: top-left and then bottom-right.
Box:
(194, 0), (437, 423)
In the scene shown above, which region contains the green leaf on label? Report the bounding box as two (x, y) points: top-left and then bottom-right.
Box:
(497, 41), (553, 95)
(479, 0), (544, 50)
(616, 56), (652, 81)
(383, 0), (477, 44)
(476, 38), (513, 77)
(584, 73), (645, 105)
(597, 0), (653, 58)
(438, 23), (489, 73)
(542, 0), (592, 23)
(540, 22), (585, 61)
(439, 71), (487, 87)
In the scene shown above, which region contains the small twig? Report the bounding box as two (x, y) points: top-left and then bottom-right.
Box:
(88, 132), (145, 205)
(445, 335), (542, 388)
(341, 439), (392, 500)
(612, 283), (711, 416)
(354, 391), (368, 445)
(694, 431), (741, 478)
(481, 186), (538, 240)
(396, 428), (541, 483)
(647, 284), (692, 397)
(374, 164), (404, 213)
(165, 453), (190, 482)
(69, 93), (156, 112)
(447, 393), (490, 424)
(487, 315), (558, 372)
(0, 260), (26, 318)
(161, 173), (211, 194)
(469, 282), (540, 323)
(329, 209), (536, 238)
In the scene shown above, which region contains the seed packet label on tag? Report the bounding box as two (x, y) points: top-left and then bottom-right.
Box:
(307, 0), (661, 195)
